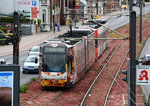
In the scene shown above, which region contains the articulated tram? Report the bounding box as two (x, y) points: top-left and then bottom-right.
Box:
(39, 20), (109, 88)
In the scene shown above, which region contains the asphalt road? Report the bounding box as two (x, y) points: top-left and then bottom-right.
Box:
(139, 37), (150, 102)
(1, 4), (150, 87)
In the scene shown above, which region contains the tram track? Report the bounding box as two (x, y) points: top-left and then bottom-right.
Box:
(80, 39), (127, 106)
(104, 49), (129, 106)
(21, 91), (64, 106)
(19, 12), (150, 106)
(21, 91), (43, 106)
(80, 16), (150, 105)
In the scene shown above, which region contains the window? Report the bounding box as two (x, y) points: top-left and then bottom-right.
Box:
(42, 10), (46, 23)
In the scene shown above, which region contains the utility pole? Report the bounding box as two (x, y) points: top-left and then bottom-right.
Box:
(53, 0), (56, 33)
(129, 11), (136, 106)
(139, 0), (142, 42)
(129, 0), (137, 105)
(13, 12), (20, 65)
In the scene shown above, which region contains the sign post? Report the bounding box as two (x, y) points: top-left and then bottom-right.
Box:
(0, 65), (20, 106)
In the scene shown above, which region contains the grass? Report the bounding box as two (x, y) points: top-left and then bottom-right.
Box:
(30, 77), (36, 83)
(20, 85), (28, 93)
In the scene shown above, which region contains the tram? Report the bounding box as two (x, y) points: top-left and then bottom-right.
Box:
(39, 20), (109, 88)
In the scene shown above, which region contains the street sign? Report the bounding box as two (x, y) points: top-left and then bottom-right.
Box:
(76, 5), (80, 9)
(76, 0), (80, 9)
(76, 0), (79, 5)
(31, 7), (37, 18)
(32, 1), (37, 6)
(136, 65), (150, 85)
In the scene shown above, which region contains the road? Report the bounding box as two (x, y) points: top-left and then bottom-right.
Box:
(139, 37), (150, 102)
(0, 4), (150, 87)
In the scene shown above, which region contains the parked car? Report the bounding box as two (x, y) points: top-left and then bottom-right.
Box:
(141, 54), (150, 65)
(29, 46), (40, 56)
(23, 55), (40, 74)
(0, 30), (11, 45)
(0, 59), (6, 64)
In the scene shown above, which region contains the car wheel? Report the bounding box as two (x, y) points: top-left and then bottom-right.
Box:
(23, 71), (27, 74)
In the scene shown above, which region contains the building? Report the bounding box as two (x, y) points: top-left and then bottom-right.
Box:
(40, 0), (67, 31)
(39, 0), (50, 31)
(86, 0), (119, 18)
(39, 0), (87, 32)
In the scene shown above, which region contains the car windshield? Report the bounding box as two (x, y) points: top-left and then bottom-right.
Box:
(43, 54), (65, 73)
(31, 46), (40, 52)
(26, 56), (37, 63)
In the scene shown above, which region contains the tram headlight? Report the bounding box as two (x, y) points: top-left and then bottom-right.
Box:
(42, 76), (47, 79)
(35, 66), (38, 69)
(23, 66), (28, 68)
(61, 76), (67, 79)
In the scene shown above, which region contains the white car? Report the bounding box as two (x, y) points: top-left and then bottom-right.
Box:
(29, 46), (40, 56)
(23, 55), (40, 74)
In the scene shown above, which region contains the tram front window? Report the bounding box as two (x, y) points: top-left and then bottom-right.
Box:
(43, 54), (65, 73)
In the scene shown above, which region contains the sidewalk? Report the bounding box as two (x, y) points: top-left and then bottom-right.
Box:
(0, 25), (68, 57)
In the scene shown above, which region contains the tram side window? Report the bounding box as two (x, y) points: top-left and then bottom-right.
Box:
(66, 51), (74, 74)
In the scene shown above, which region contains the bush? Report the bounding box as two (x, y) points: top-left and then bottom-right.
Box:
(20, 85), (28, 93)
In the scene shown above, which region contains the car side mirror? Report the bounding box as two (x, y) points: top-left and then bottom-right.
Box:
(35, 58), (38, 64)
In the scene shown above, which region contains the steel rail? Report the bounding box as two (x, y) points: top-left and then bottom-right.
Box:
(45, 91), (64, 106)
(104, 48), (129, 106)
(80, 40), (125, 106)
(21, 91), (43, 106)
(103, 17), (150, 105)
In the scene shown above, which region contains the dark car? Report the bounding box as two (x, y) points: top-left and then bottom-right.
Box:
(141, 54), (150, 65)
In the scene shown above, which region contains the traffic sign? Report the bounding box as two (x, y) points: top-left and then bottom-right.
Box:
(76, 0), (80, 9)
(31, 7), (37, 18)
(32, 1), (37, 6)
(76, 5), (80, 9)
(136, 65), (150, 85)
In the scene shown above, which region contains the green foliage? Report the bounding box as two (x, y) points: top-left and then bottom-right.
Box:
(34, 20), (36, 25)
(30, 77), (36, 83)
(0, 39), (6, 45)
(37, 19), (41, 27)
(20, 18), (33, 23)
(0, 17), (13, 23)
(20, 85), (28, 93)
(0, 27), (8, 33)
